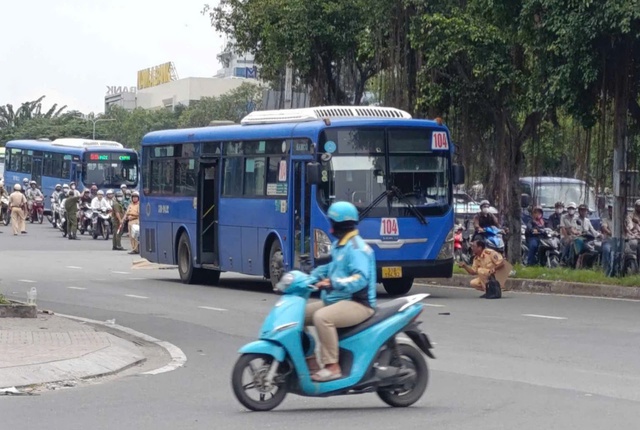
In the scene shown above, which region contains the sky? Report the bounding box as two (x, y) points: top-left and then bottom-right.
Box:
(0, 0), (226, 115)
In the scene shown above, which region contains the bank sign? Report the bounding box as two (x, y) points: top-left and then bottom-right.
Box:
(106, 86), (137, 95)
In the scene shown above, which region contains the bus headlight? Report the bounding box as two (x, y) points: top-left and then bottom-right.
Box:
(437, 227), (454, 260)
(314, 229), (332, 258)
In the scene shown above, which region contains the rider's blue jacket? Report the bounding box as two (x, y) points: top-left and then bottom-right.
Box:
(309, 230), (377, 308)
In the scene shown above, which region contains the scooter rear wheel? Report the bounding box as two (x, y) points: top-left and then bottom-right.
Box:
(377, 344), (429, 407)
(232, 353), (288, 411)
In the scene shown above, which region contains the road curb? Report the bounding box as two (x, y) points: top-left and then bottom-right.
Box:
(57, 313), (187, 375)
(416, 274), (640, 300)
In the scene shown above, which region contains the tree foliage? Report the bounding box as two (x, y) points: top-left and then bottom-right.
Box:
(0, 83), (263, 150)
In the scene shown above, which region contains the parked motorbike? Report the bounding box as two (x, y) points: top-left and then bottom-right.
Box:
(1, 195), (10, 226)
(30, 196), (44, 224)
(231, 270), (434, 411)
(92, 209), (111, 240)
(621, 240), (638, 276)
(454, 225), (464, 262)
(527, 227), (561, 268)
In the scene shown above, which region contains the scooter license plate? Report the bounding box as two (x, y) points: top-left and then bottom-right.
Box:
(382, 267), (402, 279)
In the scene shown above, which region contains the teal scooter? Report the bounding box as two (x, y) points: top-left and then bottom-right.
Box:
(231, 270), (435, 411)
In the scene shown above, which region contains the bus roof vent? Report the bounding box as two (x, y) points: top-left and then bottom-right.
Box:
(240, 106), (412, 125)
(51, 138), (124, 148)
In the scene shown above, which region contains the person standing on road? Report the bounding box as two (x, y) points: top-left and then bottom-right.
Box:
(65, 190), (81, 240)
(111, 191), (125, 251)
(124, 191), (140, 254)
(458, 240), (508, 297)
(9, 184), (27, 235)
(560, 202), (580, 266)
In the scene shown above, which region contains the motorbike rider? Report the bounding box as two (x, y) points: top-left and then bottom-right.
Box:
(600, 203), (613, 275)
(90, 184), (98, 198)
(572, 204), (600, 268)
(111, 191), (126, 251)
(472, 200), (500, 241)
(25, 181), (44, 216)
(80, 189), (92, 207)
(0, 182), (8, 199)
(59, 184), (70, 203)
(122, 189), (132, 211)
(91, 190), (111, 212)
(22, 178), (29, 191)
(106, 189), (115, 206)
(124, 191), (140, 254)
(51, 184), (62, 203)
(64, 189), (81, 240)
(525, 206), (549, 266)
(548, 201), (564, 230)
(560, 202), (581, 266)
(304, 201), (377, 382)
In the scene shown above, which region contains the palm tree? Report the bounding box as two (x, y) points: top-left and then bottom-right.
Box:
(0, 96), (67, 129)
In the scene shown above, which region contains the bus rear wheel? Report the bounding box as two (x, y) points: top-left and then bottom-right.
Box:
(382, 277), (414, 296)
(268, 240), (284, 289)
(178, 233), (205, 284)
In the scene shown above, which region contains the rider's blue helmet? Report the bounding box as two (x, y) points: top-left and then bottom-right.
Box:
(327, 201), (359, 223)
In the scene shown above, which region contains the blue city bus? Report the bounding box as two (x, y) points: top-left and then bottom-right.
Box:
(139, 106), (464, 295)
(4, 138), (139, 213)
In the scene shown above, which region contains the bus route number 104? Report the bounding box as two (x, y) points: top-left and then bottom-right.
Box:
(380, 218), (399, 236)
(431, 131), (449, 150)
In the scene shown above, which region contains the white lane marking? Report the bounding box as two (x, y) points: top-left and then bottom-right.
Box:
(66, 266), (82, 270)
(423, 303), (446, 308)
(413, 282), (640, 303)
(112, 271), (131, 275)
(129, 278), (146, 281)
(523, 314), (567, 320)
(67, 287), (87, 290)
(198, 306), (228, 312)
(19, 279), (36, 283)
(125, 294), (149, 299)
(57, 313), (187, 375)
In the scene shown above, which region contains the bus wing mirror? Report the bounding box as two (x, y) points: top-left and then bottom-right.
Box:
(452, 165), (465, 185)
(306, 162), (322, 185)
(521, 193), (531, 208)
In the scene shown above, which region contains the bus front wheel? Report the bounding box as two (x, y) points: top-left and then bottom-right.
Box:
(268, 241), (284, 289)
(178, 233), (205, 284)
(382, 277), (414, 296)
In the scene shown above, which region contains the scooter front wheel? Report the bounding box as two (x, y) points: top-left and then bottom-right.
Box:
(231, 353), (288, 411)
(377, 344), (429, 407)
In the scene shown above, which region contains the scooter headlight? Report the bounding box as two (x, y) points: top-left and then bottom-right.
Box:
(275, 272), (295, 292)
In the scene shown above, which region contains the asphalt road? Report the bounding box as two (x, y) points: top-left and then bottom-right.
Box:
(1, 222), (639, 429)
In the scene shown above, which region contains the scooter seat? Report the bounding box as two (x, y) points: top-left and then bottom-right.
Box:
(337, 300), (406, 340)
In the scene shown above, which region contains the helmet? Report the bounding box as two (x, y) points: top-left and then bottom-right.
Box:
(55, 184), (61, 190)
(22, 178), (28, 184)
(120, 184), (127, 189)
(566, 202), (577, 210)
(554, 201), (564, 208)
(70, 181), (76, 186)
(578, 204), (588, 211)
(106, 189), (114, 195)
(327, 201), (359, 223)
(116, 191), (124, 198)
(14, 184), (21, 191)
(83, 189), (90, 194)
(532, 206), (543, 214)
(97, 190), (104, 196)
(131, 191), (140, 198)
(480, 200), (490, 207)
(91, 185), (98, 191)
(29, 180), (36, 185)
(635, 199), (640, 207)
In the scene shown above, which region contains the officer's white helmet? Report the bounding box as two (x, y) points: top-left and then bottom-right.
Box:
(97, 190), (104, 196)
(14, 184), (21, 191)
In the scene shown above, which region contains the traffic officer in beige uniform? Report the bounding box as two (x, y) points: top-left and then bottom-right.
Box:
(9, 184), (28, 235)
(458, 240), (507, 297)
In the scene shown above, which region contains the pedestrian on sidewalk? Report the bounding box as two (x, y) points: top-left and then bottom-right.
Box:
(9, 184), (27, 236)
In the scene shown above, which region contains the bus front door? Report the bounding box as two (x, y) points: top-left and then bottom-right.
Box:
(292, 161), (311, 269)
(197, 159), (219, 266)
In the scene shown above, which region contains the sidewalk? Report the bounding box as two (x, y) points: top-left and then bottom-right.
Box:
(0, 312), (145, 390)
(417, 274), (640, 300)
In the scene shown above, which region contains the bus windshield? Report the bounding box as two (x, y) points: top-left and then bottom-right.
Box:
(83, 152), (138, 189)
(318, 127), (451, 217)
(534, 183), (597, 210)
